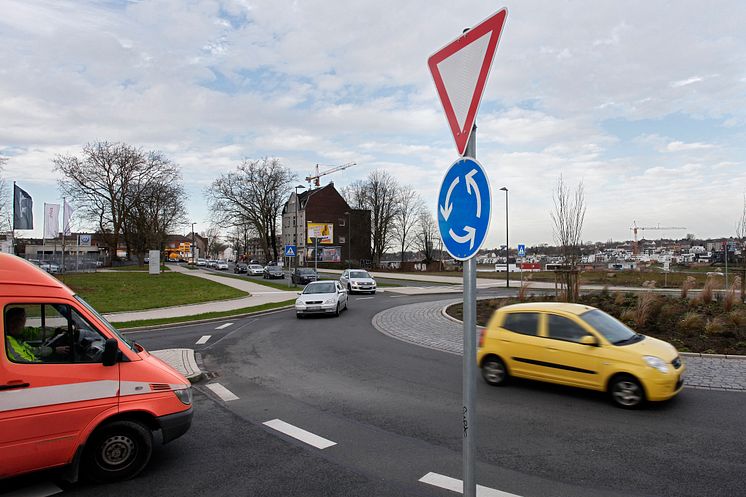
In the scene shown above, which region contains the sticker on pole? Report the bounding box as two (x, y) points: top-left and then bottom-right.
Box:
(437, 157), (491, 261)
(428, 9), (508, 156)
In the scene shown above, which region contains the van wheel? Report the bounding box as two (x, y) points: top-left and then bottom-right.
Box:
(609, 375), (645, 409)
(84, 420), (153, 483)
(481, 356), (509, 386)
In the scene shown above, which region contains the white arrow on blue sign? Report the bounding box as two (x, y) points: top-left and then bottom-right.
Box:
(284, 245), (297, 257)
(437, 157), (491, 261)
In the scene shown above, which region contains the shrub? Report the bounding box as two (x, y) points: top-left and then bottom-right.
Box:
(620, 309), (635, 324)
(727, 310), (746, 328)
(614, 292), (626, 306)
(679, 312), (704, 332)
(699, 276), (719, 305)
(724, 277), (741, 312)
(634, 292), (658, 327)
(680, 276), (696, 299)
(518, 282), (532, 302)
(704, 317), (729, 337)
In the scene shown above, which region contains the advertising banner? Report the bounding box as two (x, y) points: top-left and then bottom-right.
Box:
(306, 246), (341, 263)
(306, 222), (334, 244)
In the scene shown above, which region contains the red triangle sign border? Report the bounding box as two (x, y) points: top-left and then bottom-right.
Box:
(428, 9), (508, 156)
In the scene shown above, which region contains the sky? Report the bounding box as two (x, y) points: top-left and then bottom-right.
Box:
(1, 0), (745, 249)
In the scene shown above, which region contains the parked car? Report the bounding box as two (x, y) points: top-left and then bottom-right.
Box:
(207, 260), (218, 268)
(295, 280), (348, 318)
(339, 269), (377, 294)
(39, 262), (60, 274)
(216, 259), (229, 270)
(234, 262), (248, 274)
(263, 265), (285, 279)
(247, 264), (264, 276)
(477, 302), (685, 409)
(291, 267), (318, 285)
(196, 258), (207, 266)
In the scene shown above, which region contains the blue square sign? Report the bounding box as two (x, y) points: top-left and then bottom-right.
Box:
(284, 245), (297, 257)
(517, 244), (525, 257)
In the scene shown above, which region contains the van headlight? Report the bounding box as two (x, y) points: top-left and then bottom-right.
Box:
(643, 356), (669, 374)
(174, 387), (193, 405)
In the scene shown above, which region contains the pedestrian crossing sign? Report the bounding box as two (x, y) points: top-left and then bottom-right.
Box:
(284, 245), (297, 257)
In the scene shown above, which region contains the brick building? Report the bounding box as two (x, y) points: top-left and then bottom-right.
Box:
(282, 183), (371, 267)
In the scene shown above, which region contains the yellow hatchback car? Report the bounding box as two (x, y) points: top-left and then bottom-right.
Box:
(477, 302), (685, 408)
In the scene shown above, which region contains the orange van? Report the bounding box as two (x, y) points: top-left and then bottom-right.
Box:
(0, 253), (193, 482)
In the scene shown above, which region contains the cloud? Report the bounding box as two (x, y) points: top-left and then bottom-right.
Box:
(665, 141), (714, 152)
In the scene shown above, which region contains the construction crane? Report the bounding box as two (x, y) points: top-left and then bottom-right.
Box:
(630, 221), (687, 255)
(305, 162), (356, 188)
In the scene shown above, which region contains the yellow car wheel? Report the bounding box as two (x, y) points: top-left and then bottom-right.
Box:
(481, 356), (509, 386)
(609, 374), (645, 409)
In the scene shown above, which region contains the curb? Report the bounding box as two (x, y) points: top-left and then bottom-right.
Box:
(439, 302), (746, 361)
(151, 348), (204, 383)
(120, 305), (295, 332)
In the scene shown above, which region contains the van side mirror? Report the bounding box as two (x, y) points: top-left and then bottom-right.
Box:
(580, 335), (599, 346)
(102, 338), (121, 366)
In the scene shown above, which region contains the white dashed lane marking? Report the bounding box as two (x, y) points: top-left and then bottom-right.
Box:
(214, 322), (234, 330)
(356, 297), (374, 300)
(205, 382), (239, 401)
(263, 419), (337, 449)
(5, 482), (63, 497)
(419, 472), (521, 497)
(195, 335), (211, 345)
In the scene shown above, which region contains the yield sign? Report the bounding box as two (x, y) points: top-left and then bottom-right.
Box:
(428, 9), (508, 156)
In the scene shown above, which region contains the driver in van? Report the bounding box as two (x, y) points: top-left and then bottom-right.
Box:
(5, 307), (70, 363)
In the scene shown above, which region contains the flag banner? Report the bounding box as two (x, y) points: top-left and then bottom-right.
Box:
(43, 203), (60, 239)
(13, 184), (33, 230)
(63, 200), (74, 236)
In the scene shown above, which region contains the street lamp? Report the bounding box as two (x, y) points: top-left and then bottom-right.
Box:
(344, 211), (351, 268)
(294, 185), (306, 269)
(500, 187), (509, 288)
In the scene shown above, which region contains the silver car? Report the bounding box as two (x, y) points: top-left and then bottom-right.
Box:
(295, 281), (348, 318)
(339, 269), (377, 294)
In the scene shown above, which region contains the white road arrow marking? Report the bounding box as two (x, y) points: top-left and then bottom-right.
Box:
(465, 169), (481, 218)
(449, 226), (476, 249)
(439, 176), (460, 221)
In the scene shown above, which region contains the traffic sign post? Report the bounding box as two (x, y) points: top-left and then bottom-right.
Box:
(429, 9), (507, 497)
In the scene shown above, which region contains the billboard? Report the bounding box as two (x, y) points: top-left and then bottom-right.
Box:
(307, 222), (334, 245)
(307, 246), (341, 263)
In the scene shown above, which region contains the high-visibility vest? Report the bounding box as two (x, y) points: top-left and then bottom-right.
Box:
(6, 335), (40, 363)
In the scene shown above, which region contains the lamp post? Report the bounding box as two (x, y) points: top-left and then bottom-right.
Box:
(191, 222), (196, 264)
(500, 187), (509, 288)
(294, 185), (306, 269)
(345, 211), (351, 268)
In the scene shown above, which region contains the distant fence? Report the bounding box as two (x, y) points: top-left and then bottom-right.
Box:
(26, 253), (103, 273)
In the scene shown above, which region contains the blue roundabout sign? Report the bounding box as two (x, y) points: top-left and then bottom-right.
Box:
(437, 157), (491, 261)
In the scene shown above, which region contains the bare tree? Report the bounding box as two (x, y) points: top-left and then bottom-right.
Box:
(550, 175), (586, 302)
(737, 194), (746, 241)
(123, 156), (187, 265)
(416, 208), (438, 264)
(365, 171), (400, 266)
(206, 158), (295, 262)
(55, 142), (179, 264)
(340, 180), (368, 210)
(393, 185), (423, 264)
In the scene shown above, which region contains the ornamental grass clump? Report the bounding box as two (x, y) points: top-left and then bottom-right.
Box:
(724, 277), (741, 312)
(679, 312), (705, 333)
(699, 276), (719, 305)
(680, 276), (697, 299)
(518, 281), (532, 302)
(634, 292), (658, 327)
(704, 317), (729, 337)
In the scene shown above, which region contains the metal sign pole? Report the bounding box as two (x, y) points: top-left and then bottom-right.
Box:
(462, 124), (477, 497)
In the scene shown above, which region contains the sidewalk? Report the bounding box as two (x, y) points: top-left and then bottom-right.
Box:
(103, 264), (297, 323)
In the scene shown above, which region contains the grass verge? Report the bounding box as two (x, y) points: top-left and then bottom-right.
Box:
(58, 272), (247, 313)
(104, 265), (170, 271)
(115, 299), (296, 329)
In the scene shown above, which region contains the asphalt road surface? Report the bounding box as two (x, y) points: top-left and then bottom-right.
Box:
(4, 291), (745, 497)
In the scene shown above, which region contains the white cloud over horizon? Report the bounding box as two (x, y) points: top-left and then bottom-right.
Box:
(1, 0), (745, 248)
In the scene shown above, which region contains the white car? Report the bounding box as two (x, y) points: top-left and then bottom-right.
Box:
(340, 269), (377, 294)
(216, 259), (229, 270)
(39, 262), (61, 274)
(196, 258), (207, 266)
(295, 281), (348, 318)
(247, 264), (264, 276)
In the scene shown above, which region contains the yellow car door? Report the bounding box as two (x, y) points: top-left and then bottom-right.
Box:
(497, 312), (549, 379)
(538, 313), (604, 388)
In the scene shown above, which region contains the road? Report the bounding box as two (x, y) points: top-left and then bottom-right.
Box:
(3, 291), (745, 497)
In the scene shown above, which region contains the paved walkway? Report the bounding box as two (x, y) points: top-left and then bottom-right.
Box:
(103, 264), (297, 323)
(372, 299), (746, 392)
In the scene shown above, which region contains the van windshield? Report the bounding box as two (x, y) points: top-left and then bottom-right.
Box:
(74, 295), (136, 351)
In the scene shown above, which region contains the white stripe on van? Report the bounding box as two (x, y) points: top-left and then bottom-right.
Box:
(0, 380), (118, 413)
